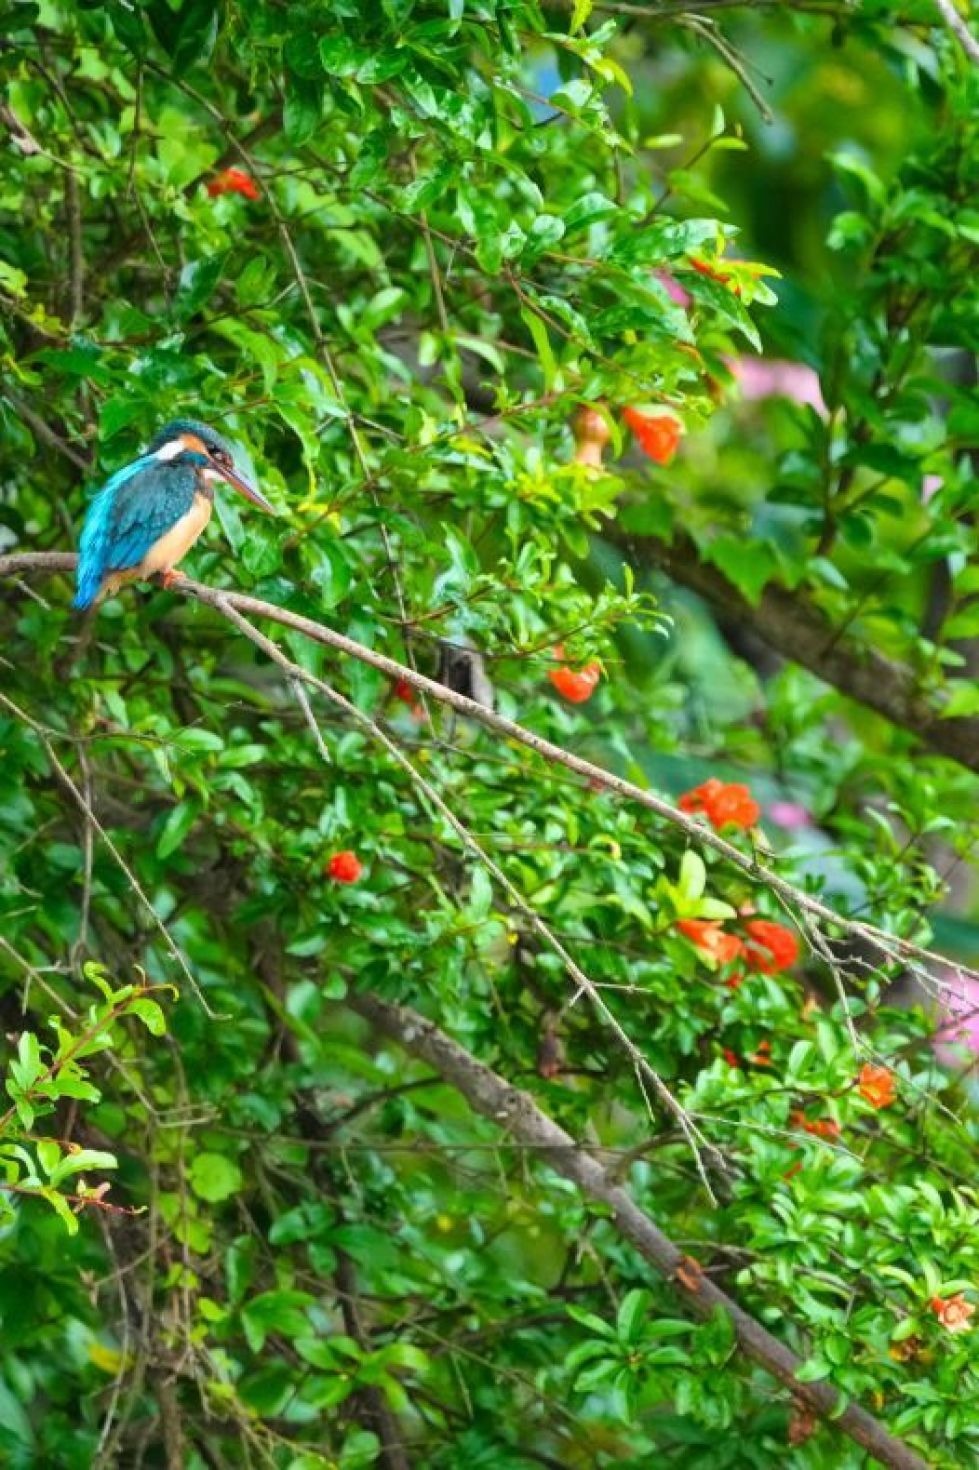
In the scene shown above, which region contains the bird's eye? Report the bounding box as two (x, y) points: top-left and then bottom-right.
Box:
(211, 447), (233, 468)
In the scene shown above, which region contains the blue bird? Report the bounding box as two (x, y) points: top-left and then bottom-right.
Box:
(74, 419), (274, 611)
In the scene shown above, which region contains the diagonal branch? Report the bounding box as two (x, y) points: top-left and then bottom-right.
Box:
(347, 989), (930, 1470)
(237, 602), (725, 1198)
(1, 553), (974, 994)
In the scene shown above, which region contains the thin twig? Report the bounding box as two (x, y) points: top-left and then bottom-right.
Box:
(1, 393), (90, 470)
(253, 600), (725, 1199)
(0, 689), (222, 1018)
(65, 168), (85, 326)
(1, 553), (975, 997)
(682, 16), (773, 121)
(934, 0), (979, 63)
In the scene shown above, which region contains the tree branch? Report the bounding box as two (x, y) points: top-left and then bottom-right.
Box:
(1, 551), (973, 997)
(615, 527), (979, 775)
(1, 393), (90, 471)
(347, 990), (930, 1470)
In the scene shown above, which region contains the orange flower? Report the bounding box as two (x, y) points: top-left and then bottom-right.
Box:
(548, 647), (601, 704)
(930, 1294), (975, 1334)
(622, 407), (682, 465)
(743, 919), (799, 975)
(206, 167), (260, 200)
(857, 1063), (896, 1109)
(790, 1110), (841, 1141)
(679, 778), (760, 832)
(677, 918), (743, 966)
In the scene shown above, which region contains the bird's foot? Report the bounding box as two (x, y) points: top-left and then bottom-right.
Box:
(154, 568), (187, 591)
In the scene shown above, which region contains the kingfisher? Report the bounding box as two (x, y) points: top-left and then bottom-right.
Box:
(73, 418), (274, 611)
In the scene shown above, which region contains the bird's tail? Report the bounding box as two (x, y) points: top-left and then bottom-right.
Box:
(72, 567), (103, 611)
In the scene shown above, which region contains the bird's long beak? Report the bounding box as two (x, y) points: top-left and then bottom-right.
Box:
(213, 459), (275, 514)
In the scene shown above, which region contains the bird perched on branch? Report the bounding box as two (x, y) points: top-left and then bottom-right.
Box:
(73, 419), (274, 611)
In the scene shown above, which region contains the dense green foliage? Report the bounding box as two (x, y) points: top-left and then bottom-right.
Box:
(2, 2), (979, 1466)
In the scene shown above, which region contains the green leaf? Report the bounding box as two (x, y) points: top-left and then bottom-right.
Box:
(520, 307), (558, 388)
(942, 683), (979, 718)
(284, 74), (322, 146)
(242, 1290), (316, 1352)
(701, 537), (778, 607)
(569, 0), (593, 32)
(615, 1288), (650, 1345)
(175, 256), (226, 321)
(48, 1148), (117, 1186)
(677, 850), (707, 903)
(146, 0), (219, 71)
(189, 1152), (243, 1204)
(567, 1305), (616, 1338)
(129, 998), (167, 1037)
(0, 259), (27, 297)
(157, 802), (199, 860)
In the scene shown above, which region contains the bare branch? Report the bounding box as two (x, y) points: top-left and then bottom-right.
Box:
(271, 605), (725, 1197)
(1, 552), (974, 997)
(349, 989), (931, 1470)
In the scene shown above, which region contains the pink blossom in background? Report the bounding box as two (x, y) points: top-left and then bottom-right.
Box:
(922, 474), (944, 504)
(729, 357), (827, 416)
(768, 801), (813, 831)
(933, 970), (979, 1066)
(655, 270), (692, 308)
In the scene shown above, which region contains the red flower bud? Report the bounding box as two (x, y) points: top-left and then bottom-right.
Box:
(327, 850), (363, 884)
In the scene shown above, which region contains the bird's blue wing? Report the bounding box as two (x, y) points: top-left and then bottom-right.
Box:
(103, 463), (198, 571)
(73, 458), (198, 610)
(74, 455), (156, 610)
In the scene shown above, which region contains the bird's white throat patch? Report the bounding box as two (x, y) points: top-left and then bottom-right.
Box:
(155, 438), (185, 462)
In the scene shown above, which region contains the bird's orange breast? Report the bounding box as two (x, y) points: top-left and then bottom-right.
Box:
(138, 492), (212, 578)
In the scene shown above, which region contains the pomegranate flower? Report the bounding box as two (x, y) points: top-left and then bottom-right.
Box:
(549, 646), (601, 704)
(743, 919), (799, 975)
(790, 1110), (841, 1141)
(857, 1063), (896, 1110)
(207, 167), (260, 200)
(930, 1294), (974, 1334)
(677, 918), (743, 966)
(622, 406), (682, 465)
(679, 778), (760, 832)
